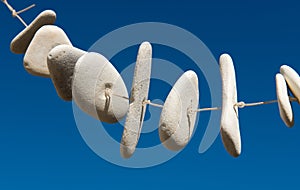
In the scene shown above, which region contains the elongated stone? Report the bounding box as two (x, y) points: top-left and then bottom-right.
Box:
(23, 25), (72, 77)
(120, 42), (152, 159)
(10, 10), (56, 54)
(220, 54), (241, 158)
(280, 65), (300, 103)
(276, 73), (294, 127)
(47, 45), (85, 101)
(159, 70), (199, 151)
(72, 52), (129, 123)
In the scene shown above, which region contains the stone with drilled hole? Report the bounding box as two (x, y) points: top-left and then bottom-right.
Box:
(47, 45), (85, 101)
(120, 42), (152, 159)
(72, 52), (129, 123)
(23, 25), (72, 77)
(280, 65), (300, 103)
(220, 54), (241, 158)
(159, 70), (199, 151)
(276, 73), (294, 127)
(10, 10), (56, 54)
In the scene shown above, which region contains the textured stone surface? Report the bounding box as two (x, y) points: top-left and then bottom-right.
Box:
(120, 42), (152, 159)
(159, 70), (199, 151)
(280, 65), (300, 103)
(47, 45), (85, 101)
(276, 73), (294, 127)
(72, 52), (129, 123)
(220, 54), (241, 158)
(23, 25), (72, 77)
(10, 10), (56, 54)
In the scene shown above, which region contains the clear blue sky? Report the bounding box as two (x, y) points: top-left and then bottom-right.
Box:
(1, 0), (300, 189)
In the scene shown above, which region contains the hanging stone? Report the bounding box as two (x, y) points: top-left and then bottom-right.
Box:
(280, 65), (300, 103)
(120, 42), (152, 159)
(275, 73), (294, 127)
(219, 54), (241, 158)
(159, 70), (199, 151)
(47, 45), (85, 101)
(72, 52), (129, 123)
(10, 10), (56, 54)
(23, 25), (72, 77)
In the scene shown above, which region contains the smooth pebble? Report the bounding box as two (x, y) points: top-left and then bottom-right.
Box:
(280, 65), (300, 103)
(72, 52), (129, 123)
(10, 10), (56, 54)
(47, 45), (85, 101)
(220, 54), (241, 158)
(120, 42), (152, 159)
(275, 73), (294, 127)
(159, 70), (199, 151)
(23, 25), (72, 77)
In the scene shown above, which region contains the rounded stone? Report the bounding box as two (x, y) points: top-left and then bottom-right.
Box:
(280, 65), (300, 103)
(159, 70), (199, 151)
(47, 45), (86, 101)
(276, 73), (294, 127)
(120, 42), (152, 159)
(10, 10), (56, 54)
(72, 52), (129, 123)
(23, 25), (72, 77)
(219, 54), (241, 158)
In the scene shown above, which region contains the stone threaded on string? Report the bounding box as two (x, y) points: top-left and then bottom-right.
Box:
(3, 1), (300, 159)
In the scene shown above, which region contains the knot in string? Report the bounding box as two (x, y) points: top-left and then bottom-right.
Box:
(235, 101), (245, 108)
(1, 0), (36, 27)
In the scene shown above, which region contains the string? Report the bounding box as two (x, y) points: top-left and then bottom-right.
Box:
(143, 100), (164, 108)
(16, 4), (35, 15)
(119, 96), (299, 112)
(112, 93), (130, 100)
(235, 96), (298, 108)
(1, 0), (35, 27)
(196, 107), (221, 112)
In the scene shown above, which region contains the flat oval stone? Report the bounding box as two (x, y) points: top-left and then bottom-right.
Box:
(219, 54), (241, 158)
(159, 70), (199, 151)
(120, 42), (152, 159)
(276, 73), (294, 127)
(280, 65), (300, 103)
(72, 52), (129, 123)
(10, 10), (56, 54)
(47, 45), (86, 101)
(23, 25), (72, 77)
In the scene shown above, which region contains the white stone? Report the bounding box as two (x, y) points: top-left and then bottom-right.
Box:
(280, 65), (300, 103)
(120, 42), (152, 158)
(10, 10), (56, 54)
(24, 25), (72, 77)
(220, 54), (241, 158)
(276, 73), (294, 127)
(47, 45), (86, 101)
(72, 52), (129, 123)
(159, 70), (199, 151)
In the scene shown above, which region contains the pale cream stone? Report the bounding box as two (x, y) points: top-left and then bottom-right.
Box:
(275, 73), (294, 127)
(120, 42), (152, 158)
(23, 25), (72, 77)
(220, 54), (241, 158)
(72, 52), (129, 123)
(10, 10), (56, 54)
(47, 45), (86, 101)
(159, 70), (199, 151)
(280, 65), (300, 103)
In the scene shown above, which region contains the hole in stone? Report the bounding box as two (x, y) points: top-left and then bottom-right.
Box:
(105, 83), (113, 89)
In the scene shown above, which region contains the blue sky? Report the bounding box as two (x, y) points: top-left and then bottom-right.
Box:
(1, 0), (300, 189)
